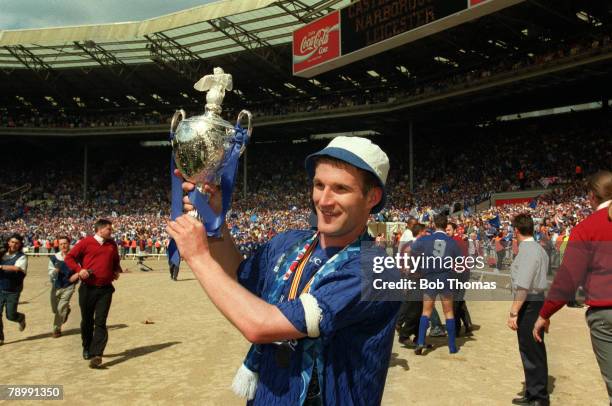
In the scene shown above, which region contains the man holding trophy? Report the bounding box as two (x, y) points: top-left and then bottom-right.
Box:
(167, 68), (399, 406)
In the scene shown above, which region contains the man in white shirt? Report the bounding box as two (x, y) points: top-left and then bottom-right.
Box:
(0, 234), (28, 345)
(48, 236), (79, 337)
(398, 217), (417, 253)
(508, 214), (549, 406)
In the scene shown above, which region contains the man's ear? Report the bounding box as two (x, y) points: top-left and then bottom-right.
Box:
(366, 187), (383, 211)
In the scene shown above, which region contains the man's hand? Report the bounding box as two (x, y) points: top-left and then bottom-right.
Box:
(113, 272), (120, 281)
(507, 315), (518, 331)
(174, 169), (222, 215)
(533, 316), (550, 342)
(166, 214), (210, 262)
(78, 269), (90, 280)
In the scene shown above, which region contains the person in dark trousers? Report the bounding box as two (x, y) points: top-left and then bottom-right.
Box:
(508, 214), (549, 406)
(446, 222), (473, 337)
(0, 234), (28, 345)
(534, 171), (612, 404)
(65, 219), (124, 369)
(396, 223), (424, 346)
(169, 263), (180, 281)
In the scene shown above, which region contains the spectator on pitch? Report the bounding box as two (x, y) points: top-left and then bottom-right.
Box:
(534, 171), (612, 404)
(48, 236), (79, 337)
(64, 219), (124, 369)
(0, 233), (28, 344)
(508, 213), (550, 405)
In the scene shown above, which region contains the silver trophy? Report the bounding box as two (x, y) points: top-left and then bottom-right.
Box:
(170, 67), (252, 202)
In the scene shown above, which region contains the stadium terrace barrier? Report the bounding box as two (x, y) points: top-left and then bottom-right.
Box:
(25, 252), (168, 260)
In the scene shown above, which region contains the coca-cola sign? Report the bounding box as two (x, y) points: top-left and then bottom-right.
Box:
(293, 11), (340, 75)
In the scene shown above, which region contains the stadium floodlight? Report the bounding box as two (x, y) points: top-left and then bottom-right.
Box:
(284, 83), (297, 89)
(396, 65), (410, 77)
(309, 79), (322, 86)
(151, 94), (169, 105)
(72, 96), (85, 108)
(434, 56), (459, 68)
(44, 96), (58, 106)
(367, 70), (379, 77)
(310, 130), (380, 140)
(576, 11), (603, 26)
(489, 39), (507, 49)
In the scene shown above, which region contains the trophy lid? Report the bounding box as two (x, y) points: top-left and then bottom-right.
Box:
(193, 67), (233, 116)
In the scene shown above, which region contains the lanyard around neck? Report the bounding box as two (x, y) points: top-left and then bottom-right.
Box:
(288, 235), (319, 300)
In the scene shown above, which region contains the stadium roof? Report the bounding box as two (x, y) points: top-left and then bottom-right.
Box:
(0, 0), (348, 68)
(1, 0), (612, 138)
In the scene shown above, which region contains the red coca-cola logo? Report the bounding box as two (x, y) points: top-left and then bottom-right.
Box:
(293, 11), (340, 75)
(299, 26), (332, 56)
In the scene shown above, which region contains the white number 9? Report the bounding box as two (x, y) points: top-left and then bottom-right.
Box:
(433, 240), (446, 257)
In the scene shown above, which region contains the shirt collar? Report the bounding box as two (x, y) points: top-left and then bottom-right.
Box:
(522, 237), (535, 242)
(597, 200), (612, 211)
(93, 234), (105, 245)
(3, 251), (19, 259)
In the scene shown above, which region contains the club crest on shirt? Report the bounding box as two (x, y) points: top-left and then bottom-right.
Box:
(310, 257), (322, 266)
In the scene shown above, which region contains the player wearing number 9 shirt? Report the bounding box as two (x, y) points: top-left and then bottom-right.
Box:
(411, 214), (461, 354)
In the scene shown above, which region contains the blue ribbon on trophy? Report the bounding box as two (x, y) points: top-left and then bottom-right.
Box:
(168, 67), (253, 266)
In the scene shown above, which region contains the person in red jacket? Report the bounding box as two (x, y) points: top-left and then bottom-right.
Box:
(446, 222), (473, 337)
(533, 171), (612, 403)
(64, 219), (124, 369)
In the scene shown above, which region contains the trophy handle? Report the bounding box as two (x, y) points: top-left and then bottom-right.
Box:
(236, 110), (253, 153)
(170, 109), (186, 135)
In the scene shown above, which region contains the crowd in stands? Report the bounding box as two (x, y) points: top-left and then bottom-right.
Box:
(1, 112), (610, 257)
(2, 28), (611, 130)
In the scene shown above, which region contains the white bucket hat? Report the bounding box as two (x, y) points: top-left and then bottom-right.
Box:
(305, 136), (389, 213)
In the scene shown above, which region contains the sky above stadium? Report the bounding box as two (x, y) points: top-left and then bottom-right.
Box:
(0, 0), (218, 30)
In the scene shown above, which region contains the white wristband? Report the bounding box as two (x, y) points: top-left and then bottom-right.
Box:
(300, 293), (322, 338)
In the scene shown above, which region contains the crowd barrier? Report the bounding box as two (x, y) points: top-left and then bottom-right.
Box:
(25, 251), (168, 260)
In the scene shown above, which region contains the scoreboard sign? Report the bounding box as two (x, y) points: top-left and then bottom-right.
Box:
(341, 0), (467, 55)
(292, 0), (525, 78)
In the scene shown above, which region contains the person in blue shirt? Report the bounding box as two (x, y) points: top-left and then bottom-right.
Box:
(411, 214), (461, 355)
(167, 136), (400, 405)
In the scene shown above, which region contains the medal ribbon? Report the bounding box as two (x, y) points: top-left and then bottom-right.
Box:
(288, 234), (319, 300)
